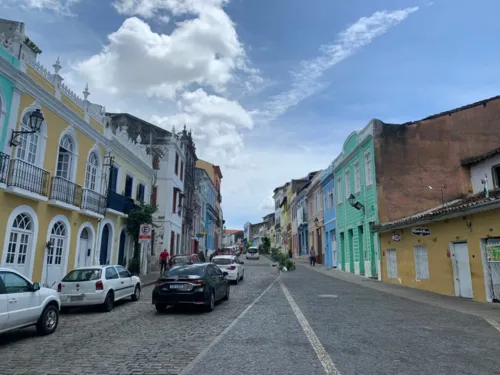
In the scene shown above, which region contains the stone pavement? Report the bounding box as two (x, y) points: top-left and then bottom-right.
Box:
(294, 259), (500, 322)
(141, 271), (161, 287)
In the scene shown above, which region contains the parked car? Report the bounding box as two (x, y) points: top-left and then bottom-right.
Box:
(58, 265), (141, 312)
(168, 254), (201, 269)
(0, 268), (61, 336)
(212, 255), (244, 284)
(152, 263), (230, 313)
(246, 247), (260, 260)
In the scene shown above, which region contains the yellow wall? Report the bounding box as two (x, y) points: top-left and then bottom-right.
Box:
(26, 66), (55, 96)
(379, 209), (500, 303)
(0, 191), (99, 282)
(113, 154), (151, 196)
(196, 159), (216, 186)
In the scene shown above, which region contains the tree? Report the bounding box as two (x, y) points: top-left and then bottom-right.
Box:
(261, 236), (271, 254)
(126, 203), (158, 274)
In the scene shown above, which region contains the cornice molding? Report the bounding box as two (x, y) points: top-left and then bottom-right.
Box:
(0, 56), (154, 177)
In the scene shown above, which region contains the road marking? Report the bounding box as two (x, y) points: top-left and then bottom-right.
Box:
(485, 318), (500, 333)
(279, 278), (341, 375)
(318, 294), (338, 298)
(179, 276), (279, 375)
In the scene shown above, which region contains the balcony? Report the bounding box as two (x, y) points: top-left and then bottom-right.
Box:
(7, 159), (50, 200)
(106, 190), (135, 216)
(0, 152), (10, 185)
(49, 177), (83, 209)
(81, 189), (107, 217)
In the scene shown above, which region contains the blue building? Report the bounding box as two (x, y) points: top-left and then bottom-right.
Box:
(295, 184), (309, 256)
(320, 164), (337, 268)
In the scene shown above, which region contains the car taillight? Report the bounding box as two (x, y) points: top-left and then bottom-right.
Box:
(156, 279), (168, 286)
(57, 283), (62, 293)
(192, 279), (205, 286)
(95, 280), (104, 290)
(227, 266), (236, 270)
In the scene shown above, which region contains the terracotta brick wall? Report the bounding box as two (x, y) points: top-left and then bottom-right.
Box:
(374, 96), (500, 223)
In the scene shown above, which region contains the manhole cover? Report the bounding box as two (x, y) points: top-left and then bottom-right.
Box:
(318, 294), (338, 298)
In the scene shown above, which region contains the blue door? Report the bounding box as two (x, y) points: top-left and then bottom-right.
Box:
(100, 225), (110, 265)
(118, 230), (126, 266)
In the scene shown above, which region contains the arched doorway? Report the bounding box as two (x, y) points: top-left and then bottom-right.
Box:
(46, 221), (69, 288)
(118, 230), (126, 266)
(100, 224), (110, 265)
(4, 213), (35, 276)
(78, 228), (93, 267)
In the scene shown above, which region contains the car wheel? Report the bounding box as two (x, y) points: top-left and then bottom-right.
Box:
(223, 284), (230, 301)
(246, 257), (248, 260)
(257, 257), (260, 260)
(155, 303), (167, 313)
(36, 304), (59, 335)
(205, 291), (215, 312)
(240, 273), (244, 281)
(234, 276), (239, 285)
(131, 284), (141, 301)
(101, 291), (114, 312)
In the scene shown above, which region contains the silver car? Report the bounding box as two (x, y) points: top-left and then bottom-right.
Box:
(246, 247), (260, 260)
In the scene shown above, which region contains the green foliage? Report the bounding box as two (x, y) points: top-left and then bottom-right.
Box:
(126, 203), (158, 262)
(261, 236), (271, 254)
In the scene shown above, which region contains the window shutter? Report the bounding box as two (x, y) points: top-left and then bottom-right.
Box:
(152, 186), (158, 206)
(172, 189), (177, 213)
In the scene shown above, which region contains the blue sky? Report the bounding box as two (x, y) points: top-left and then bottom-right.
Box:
(2, 0), (500, 229)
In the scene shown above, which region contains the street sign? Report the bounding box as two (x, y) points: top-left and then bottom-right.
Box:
(139, 224), (152, 243)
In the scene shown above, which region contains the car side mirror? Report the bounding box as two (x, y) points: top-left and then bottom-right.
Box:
(222, 272), (228, 277)
(32, 282), (40, 291)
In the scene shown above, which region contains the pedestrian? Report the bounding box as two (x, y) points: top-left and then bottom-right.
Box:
(159, 249), (169, 275)
(309, 246), (316, 266)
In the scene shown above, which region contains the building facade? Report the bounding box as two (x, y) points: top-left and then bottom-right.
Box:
(195, 167), (217, 256)
(179, 127), (197, 254)
(295, 184), (309, 257)
(306, 171), (324, 264)
(273, 185), (285, 251)
(321, 164), (336, 268)
(0, 21), (154, 289)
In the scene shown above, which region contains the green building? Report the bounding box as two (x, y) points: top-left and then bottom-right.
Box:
(333, 120), (380, 279)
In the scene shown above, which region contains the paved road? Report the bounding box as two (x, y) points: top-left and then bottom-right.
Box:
(184, 264), (500, 375)
(0, 257), (277, 375)
(3, 259), (500, 375)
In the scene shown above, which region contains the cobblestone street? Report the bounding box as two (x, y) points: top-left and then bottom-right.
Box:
(0, 257), (277, 375)
(2, 258), (500, 375)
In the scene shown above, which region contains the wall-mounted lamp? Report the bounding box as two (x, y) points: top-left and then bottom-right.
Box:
(348, 193), (364, 211)
(10, 109), (44, 147)
(426, 184), (447, 206)
(314, 217), (319, 226)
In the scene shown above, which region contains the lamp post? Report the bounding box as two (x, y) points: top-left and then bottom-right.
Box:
(10, 109), (44, 147)
(426, 185), (447, 206)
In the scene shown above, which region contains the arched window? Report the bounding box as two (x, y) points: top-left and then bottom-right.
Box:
(48, 221), (67, 266)
(56, 134), (74, 180)
(5, 213), (33, 275)
(16, 111), (42, 165)
(85, 151), (99, 191)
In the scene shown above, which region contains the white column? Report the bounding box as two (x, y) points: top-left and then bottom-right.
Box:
(3, 86), (22, 155)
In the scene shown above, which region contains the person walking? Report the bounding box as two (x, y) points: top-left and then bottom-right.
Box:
(159, 249), (169, 275)
(309, 246), (316, 266)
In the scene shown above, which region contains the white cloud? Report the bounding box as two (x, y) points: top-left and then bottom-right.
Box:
(0, 0), (80, 15)
(257, 6), (420, 123)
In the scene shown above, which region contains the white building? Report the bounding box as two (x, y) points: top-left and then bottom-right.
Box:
(273, 186), (285, 250)
(155, 129), (186, 255)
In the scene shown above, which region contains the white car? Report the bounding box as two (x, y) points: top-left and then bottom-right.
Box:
(58, 265), (141, 312)
(212, 255), (244, 284)
(246, 247), (260, 260)
(0, 268), (61, 336)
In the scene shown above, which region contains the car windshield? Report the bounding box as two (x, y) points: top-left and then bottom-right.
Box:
(248, 248), (258, 253)
(213, 258), (233, 265)
(63, 269), (101, 282)
(172, 256), (191, 264)
(164, 265), (205, 277)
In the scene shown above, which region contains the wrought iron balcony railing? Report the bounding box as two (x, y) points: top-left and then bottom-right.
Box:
(0, 152), (10, 184)
(50, 176), (83, 207)
(7, 159), (50, 197)
(82, 188), (107, 215)
(107, 190), (135, 214)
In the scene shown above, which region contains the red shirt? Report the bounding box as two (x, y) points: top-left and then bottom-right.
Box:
(160, 251), (169, 261)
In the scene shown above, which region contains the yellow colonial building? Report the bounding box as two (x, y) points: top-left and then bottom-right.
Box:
(374, 146), (500, 303)
(0, 20), (154, 287)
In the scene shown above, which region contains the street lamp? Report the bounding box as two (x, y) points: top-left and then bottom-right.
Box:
(348, 193), (364, 211)
(10, 109), (45, 147)
(426, 184), (447, 206)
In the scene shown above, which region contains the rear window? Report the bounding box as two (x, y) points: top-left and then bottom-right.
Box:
(165, 265), (205, 277)
(172, 256), (191, 264)
(63, 269), (101, 282)
(248, 248), (258, 253)
(213, 258), (234, 265)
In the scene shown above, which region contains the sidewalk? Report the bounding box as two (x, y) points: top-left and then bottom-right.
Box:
(295, 259), (500, 322)
(141, 271), (160, 287)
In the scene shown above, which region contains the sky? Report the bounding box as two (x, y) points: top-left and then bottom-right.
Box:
(1, 0), (500, 230)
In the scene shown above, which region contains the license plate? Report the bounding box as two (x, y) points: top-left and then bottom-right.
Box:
(169, 284), (184, 289)
(70, 295), (84, 302)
